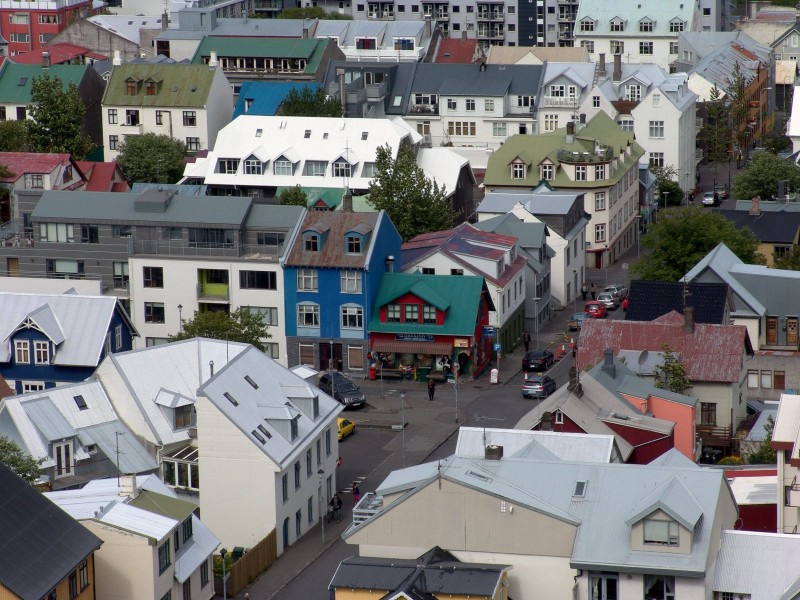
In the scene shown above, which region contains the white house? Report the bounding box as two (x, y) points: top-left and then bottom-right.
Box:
(314, 19), (435, 62)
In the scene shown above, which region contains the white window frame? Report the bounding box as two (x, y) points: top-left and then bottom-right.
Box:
(15, 340), (30, 363)
(340, 269), (362, 293)
(649, 120), (664, 138)
(298, 303), (320, 327)
(297, 268), (318, 291)
(54, 440), (74, 478)
(34, 340), (49, 365)
(511, 162), (526, 179)
(341, 305), (363, 329)
(595, 192), (606, 211)
(595, 224), (606, 242)
(541, 164), (554, 180)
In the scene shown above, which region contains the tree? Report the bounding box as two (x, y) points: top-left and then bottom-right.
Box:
(0, 120), (28, 152)
(278, 6), (351, 19)
(654, 344), (692, 394)
(367, 144), (456, 241)
(277, 87), (343, 118)
(278, 184), (308, 207)
(649, 164), (684, 206)
(0, 435), (43, 484)
(169, 307), (271, 351)
(705, 85), (731, 182)
(726, 62), (750, 160)
(26, 73), (94, 159)
(774, 246), (800, 270)
(731, 150), (800, 201)
(117, 133), (187, 184)
(632, 207), (763, 281)
(747, 415), (777, 464)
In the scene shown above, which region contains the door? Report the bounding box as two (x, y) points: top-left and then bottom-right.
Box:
(595, 252), (603, 269)
(767, 317), (778, 345)
(282, 517), (290, 549)
(590, 574), (618, 600)
(54, 440), (73, 478)
(788, 317), (798, 346)
(6, 257), (18, 277)
(319, 342), (342, 372)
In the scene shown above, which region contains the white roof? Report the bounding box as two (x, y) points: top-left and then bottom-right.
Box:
(87, 14), (165, 44)
(415, 147), (474, 198)
(97, 501), (177, 542)
(45, 475), (173, 520)
(727, 475), (777, 506)
(0, 292), (125, 366)
(772, 393), (800, 451)
(175, 516), (219, 583)
(789, 85), (800, 139)
(290, 365), (318, 381)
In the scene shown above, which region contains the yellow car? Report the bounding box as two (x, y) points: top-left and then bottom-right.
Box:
(337, 417), (356, 440)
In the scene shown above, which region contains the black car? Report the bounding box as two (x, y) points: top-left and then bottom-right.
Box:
(318, 372), (366, 408)
(521, 349), (555, 372)
(521, 374), (557, 399)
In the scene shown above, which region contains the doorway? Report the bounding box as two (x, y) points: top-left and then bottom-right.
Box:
(788, 317), (798, 347)
(766, 317), (778, 345)
(282, 517), (289, 549)
(6, 257), (18, 277)
(319, 342), (342, 372)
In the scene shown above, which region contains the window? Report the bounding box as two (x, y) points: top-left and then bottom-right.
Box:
(554, 410), (564, 424)
(244, 158), (262, 175)
(580, 40), (594, 53)
(639, 19), (653, 32)
(649, 152), (664, 167)
(69, 572), (78, 600)
(544, 114), (558, 131)
(79, 560), (89, 590)
(188, 228), (234, 249)
(257, 232), (285, 248)
(640, 41), (653, 55)
(386, 304), (401, 322)
(34, 341), (49, 365)
(304, 233), (319, 252)
(115, 324), (122, 350)
(274, 159), (293, 175)
(775, 370), (786, 390)
(592, 95), (600, 108)
(617, 118), (634, 132)
(15, 340), (29, 364)
(485, 99), (494, 111)
(81, 225), (98, 244)
(761, 370), (773, 389)
(155, 110), (164, 125)
(125, 110), (140, 126)
(575, 166), (587, 181)
(493, 122), (507, 137)
(298, 304), (320, 327)
(297, 269), (318, 291)
(182, 579), (191, 600)
(652, 94), (661, 107)
(39, 223), (74, 243)
(282, 473), (288, 501)
(517, 96), (534, 108)
(549, 84), (565, 97)
(296, 509), (302, 536)
(145, 302), (165, 324)
(299, 343), (314, 366)
(610, 40), (625, 55)
(541, 164), (554, 180)
(447, 122), (476, 136)
(362, 162), (376, 178)
(326, 427), (332, 455)
(447, 98), (456, 110)
(294, 461), (301, 489)
(341, 270), (362, 293)
(217, 159), (239, 174)
(595, 165), (606, 179)
(511, 162), (526, 179)
(624, 84), (640, 101)
(595, 224), (606, 242)
(595, 192), (606, 211)
(747, 369), (759, 389)
(30, 174), (43, 188)
(465, 99), (476, 111)
(649, 121), (664, 138)
(580, 19), (594, 31)
(186, 137), (200, 152)
(670, 41), (679, 54)
(143, 266), (163, 288)
(23, 382), (45, 392)
(643, 518), (679, 546)
(346, 235), (362, 254)
(182, 111), (196, 126)
(610, 18), (624, 31)
(108, 109), (118, 124)
(700, 402), (716, 426)
(46, 259), (84, 277)
(423, 305), (437, 324)
(304, 160), (327, 176)
(175, 405), (192, 429)
(10, 13), (29, 23)
(163, 227), (181, 240)
(112, 225), (132, 238)
(670, 20), (684, 32)
(404, 304), (419, 322)
(239, 270), (276, 290)
(158, 540), (171, 574)
(341, 306), (363, 329)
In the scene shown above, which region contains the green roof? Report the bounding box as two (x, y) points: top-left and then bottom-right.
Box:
(102, 63), (219, 107)
(0, 63), (88, 104)
(370, 273), (486, 336)
(484, 111), (645, 189)
(190, 37), (330, 75)
(129, 490), (196, 522)
(275, 186), (345, 209)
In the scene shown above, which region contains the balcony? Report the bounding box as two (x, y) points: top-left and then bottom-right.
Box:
(557, 147), (613, 163)
(477, 10), (503, 20)
(540, 95), (579, 108)
(352, 492), (383, 527)
(477, 28), (504, 39)
(365, 80), (389, 99)
(696, 424), (732, 448)
(409, 103), (439, 115)
(196, 282), (229, 302)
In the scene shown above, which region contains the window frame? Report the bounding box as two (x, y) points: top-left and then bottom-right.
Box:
(158, 540), (171, 574)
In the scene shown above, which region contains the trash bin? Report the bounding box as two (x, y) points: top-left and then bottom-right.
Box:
(369, 366), (377, 380)
(231, 547), (244, 561)
(490, 368), (499, 384)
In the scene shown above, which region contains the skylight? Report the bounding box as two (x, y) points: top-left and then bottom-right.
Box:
(245, 375), (258, 389)
(574, 481), (587, 497)
(257, 423), (272, 439)
(74, 395), (88, 410)
(223, 392), (239, 406)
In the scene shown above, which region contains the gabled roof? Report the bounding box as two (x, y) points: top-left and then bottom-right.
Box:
(648, 448), (701, 469)
(284, 210), (380, 268)
(434, 37), (479, 64)
(588, 356), (697, 407)
(75, 161), (129, 192)
(190, 37), (331, 75)
(689, 39), (771, 91)
(232, 81), (320, 119)
(473, 213), (548, 263)
(716, 208), (800, 244)
(102, 63), (222, 107)
(409, 63), (542, 98)
(0, 63), (89, 104)
(87, 14), (164, 44)
(625, 280), (731, 324)
(0, 463), (102, 600)
(574, 0), (694, 36)
(625, 476), (704, 530)
(0, 152), (80, 185)
(11, 43), (107, 65)
(485, 46), (590, 65)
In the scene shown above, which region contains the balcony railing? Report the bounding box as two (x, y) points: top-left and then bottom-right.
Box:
(540, 95), (579, 107)
(557, 147), (613, 163)
(352, 492), (383, 527)
(409, 103), (439, 115)
(696, 424), (732, 448)
(197, 282), (230, 302)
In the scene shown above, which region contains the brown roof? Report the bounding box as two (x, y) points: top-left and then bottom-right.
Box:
(0, 374), (14, 399)
(434, 38), (479, 64)
(576, 311), (751, 383)
(284, 211), (379, 268)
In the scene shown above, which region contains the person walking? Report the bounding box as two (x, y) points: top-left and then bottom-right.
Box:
(427, 378), (436, 401)
(522, 330), (531, 352)
(352, 482), (360, 505)
(590, 282), (596, 300)
(330, 493), (343, 522)
(580, 283), (588, 301)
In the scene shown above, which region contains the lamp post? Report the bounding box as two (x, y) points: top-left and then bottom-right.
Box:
(329, 339), (336, 401)
(318, 468), (325, 544)
(220, 548), (227, 600)
(400, 391), (406, 468)
(177, 304), (183, 333)
(662, 191), (669, 211)
(453, 363), (460, 424)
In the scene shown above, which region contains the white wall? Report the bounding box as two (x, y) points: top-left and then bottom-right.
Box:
(96, 357), (160, 446)
(0, 275), (103, 295)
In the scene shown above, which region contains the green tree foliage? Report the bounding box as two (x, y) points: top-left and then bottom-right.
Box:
(169, 307), (271, 351)
(116, 133), (187, 184)
(278, 185), (308, 207)
(649, 164), (684, 206)
(632, 207), (763, 280)
(367, 144), (456, 241)
(774, 246), (800, 270)
(654, 344), (692, 394)
(26, 73), (94, 159)
(726, 62), (750, 158)
(706, 85), (730, 170)
(0, 435), (43, 484)
(748, 415), (777, 464)
(277, 87), (343, 117)
(731, 150), (800, 201)
(278, 6), (351, 18)
(0, 120), (28, 152)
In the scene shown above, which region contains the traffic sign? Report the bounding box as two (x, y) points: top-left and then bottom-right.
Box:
(483, 326), (495, 337)
(493, 343), (501, 352)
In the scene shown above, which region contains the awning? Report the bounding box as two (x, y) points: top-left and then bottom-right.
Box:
(372, 340), (455, 355)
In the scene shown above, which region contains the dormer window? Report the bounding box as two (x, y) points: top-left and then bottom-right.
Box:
(610, 18), (625, 32)
(126, 79), (137, 95)
(174, 405), (192, 429)
(346, 235), (362, 254)
(624, 84), (642, 101)
(146, 81), (156, 95)
(290, 417), (298, 441)
(304, 233), (319, 252)
(643, 518), (679, 546)
(669, 19), (685, 32)
(639, 18), (653, 32)
(580, 18), (594, 32)
(541, 164), (554, 180)
(333, 159), (352, 178)
(217, 159), (239, 174)
(386, 304), (401, 322)
(511, 160), (526, 179)
(34, 340), (50, 365)
(423, 305), (437, 324)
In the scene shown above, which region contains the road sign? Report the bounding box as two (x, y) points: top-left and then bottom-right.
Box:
(493, 343), (501, 352)
(483, 326), (495, 337)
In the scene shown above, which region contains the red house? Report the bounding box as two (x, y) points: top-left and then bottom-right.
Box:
(2, 1), (94, 57)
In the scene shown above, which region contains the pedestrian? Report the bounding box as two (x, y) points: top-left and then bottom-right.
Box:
(522, 330), (531, 352)
(330, 493), (343, 522)
(244, 594), (250, 600)
(580, 283), (588, 301)
(352, 482), (360, 505)
(590, 283), (596, 300)
(427, 377), (436, 401)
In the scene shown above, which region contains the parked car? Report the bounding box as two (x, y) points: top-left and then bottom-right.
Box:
(714, 185), (729, 200)
(603, 283), (628, 299)
(337, 417), (356, 440)
(319, 372), (366, 408)
(702, 191), (720, 207)
(521, 349), (555, 372)
(568, 312), (590, 331)
(584, 301), (607, 318)
(597, 291), (620, 310)
(521, 374), (557, 399)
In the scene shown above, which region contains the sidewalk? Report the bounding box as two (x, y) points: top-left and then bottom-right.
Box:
(226, 247), (637, 599)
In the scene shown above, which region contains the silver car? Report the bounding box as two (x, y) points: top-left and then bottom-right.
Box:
(597, 291), (619, 310)
(603, 283), (628, 299)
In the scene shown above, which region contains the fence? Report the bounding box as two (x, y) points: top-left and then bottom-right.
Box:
(214, 529), (277, 597)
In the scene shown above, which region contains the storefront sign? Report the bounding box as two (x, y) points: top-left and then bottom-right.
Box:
(454, 338), (470, 348)
(395, 334), (435, 342)
(482, 326), (495, 337)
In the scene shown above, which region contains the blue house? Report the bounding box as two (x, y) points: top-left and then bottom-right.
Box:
(282, 209), (401, 374)
(0, 292), (137, 393)
(232, 81), (321, 119)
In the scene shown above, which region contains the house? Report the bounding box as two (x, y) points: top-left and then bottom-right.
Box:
(368, 272), (494, 380)
(716, 207), (800, 266)
(232, 81), (321, 118)
(0, 292), (136, 393)
(11, 43), (107, 65)
(772, 393), (800, 534)
(314, 19), (437, 62)
(343, 444), (738, 600)
(577, 310), (752, 455)
(484, 112), (644, 270)
(49, 15), (166, 63)
(101, 62), (233, 160)
(0, 380), (158, 488)
(0, 0), (95, 57)
(485, 46), (590, 65)
(322, 60), (414, 119)
(282, 210), (401, 374)
(0, 461), (102, 600)
(74, 160), (129, 192)
(433, 36), (481, 64)
(46, 476), (219, 600)
(401, 223), (527, 357)
(475, 184), (588, 313)
(625, 280), (732, 324)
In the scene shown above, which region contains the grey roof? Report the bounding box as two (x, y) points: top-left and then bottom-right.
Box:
(0, 462), (102, 600)
(713, 531), (800, 599)
(477, 189), (583, 216)
(355, 454), (733, 577)
(648, 448), (701, 469)
(588, 357), (698, 407)
(33, 190), (253, 226)
(473, 213), (547, 251)
(716, 209), (800, 243)
(410, 63), (542, 98)
(174, 515), (220, 583)
(25, 398), (76, 441)
(746, 408), (777, 442)
(689, 35), (773, 91)
(625, 476), (704, 530)
(315, 19), (426, 47)
(0, 292), (131, 367)
(156, 16), (315, 41)
(197, 345), (342, 469)
(131, 183), (208, 196)
(77, 422), (159, 474)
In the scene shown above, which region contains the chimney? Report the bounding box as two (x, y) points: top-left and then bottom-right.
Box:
(567, 366), (583, 396)
(302, 26), (308, 39)
(485, 444), (503, 460)
(684, 306), (695, 334)
(749, 195), (761, 216)
(613, 53), (622, 82)
(602, 348), (616, 377)
(424, 14), (432, 37)
(209, 360), (215, 377)
(336, 67), (346, 116)
(566, 121), (575, 144)
(342, 191), (352, 212)
(161, 11), (168, 30)
(209, 50), (218, 68)
(42, 51), (50, 69)
(598, 52), (606, 76)
(385, 255), (395, 273)
(113, 50), (122, 66)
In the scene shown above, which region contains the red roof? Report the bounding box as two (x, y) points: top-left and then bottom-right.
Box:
(11, 43), (106, 65)
(434, 38), (479, 64)
(577, 311), (751, 383)
(0, 152), (71, 182)
(75, 160), (128, 192)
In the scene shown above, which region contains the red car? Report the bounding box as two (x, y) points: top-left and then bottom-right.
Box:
(584, 301), (607, 318)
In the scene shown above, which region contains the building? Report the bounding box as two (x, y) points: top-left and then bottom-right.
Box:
(712, 530), (800, 597)
(48, 15), (166, 62)
(0, 462), (102, 600)
(0, 0), (95, 57)
(101, 62), (233, 160)
(314, 19), (437, 62)
(716, 207), (800, 267)
(74, 160), (130, 192)
(232, 81), (320, 119)
(771, 393), (800, 533)
(10, 43), (107, 65)
(625, 280), (732, 324)
(283, 210), (401, 374)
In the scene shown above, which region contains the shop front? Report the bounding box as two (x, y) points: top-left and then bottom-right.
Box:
(369, 332), (489, 381)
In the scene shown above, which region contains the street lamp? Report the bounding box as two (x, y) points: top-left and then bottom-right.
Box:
(220, 548), (227, 600)
(400, 391), (405, 468)
(453, 363), (460, 424)
(177, 304), (183, 332)
(663, 191), (669, 210)
(318, 468), (325, 544)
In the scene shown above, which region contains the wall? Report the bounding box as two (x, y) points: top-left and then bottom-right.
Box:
(96, 357), (160, 446)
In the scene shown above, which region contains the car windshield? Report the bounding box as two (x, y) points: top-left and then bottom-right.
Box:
(337, 383), (358, 393)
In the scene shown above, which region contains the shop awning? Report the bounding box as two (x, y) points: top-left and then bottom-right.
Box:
(372, 340), (454, 355)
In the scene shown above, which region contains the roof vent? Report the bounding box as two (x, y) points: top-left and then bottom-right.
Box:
(245, 375), (258, 389)
(612, 412), (630, 420)
(223, 392), (239, 406)
(485, 444), (503, 460)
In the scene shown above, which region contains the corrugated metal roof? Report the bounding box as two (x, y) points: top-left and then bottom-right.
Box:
(727, 475), (776, 506)
(625, 476), (704, 529)
(28, 303), (66, 345)
(78, 422), (158, 474)
(174, 515), (219, 583)
(102, 63), (220, 108)
(232, 81), (320, 119)
(25, 398), (76, 441)
(98, 502), (176, 542)
(0, 63), (88, 104)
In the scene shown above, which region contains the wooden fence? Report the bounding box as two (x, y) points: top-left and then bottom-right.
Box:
(214, 529), (277, 597)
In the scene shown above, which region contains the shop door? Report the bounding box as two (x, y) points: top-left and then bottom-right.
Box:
(788, 318), (798, 347)
(766, 317), (778, 345)
(319, 342), (342, 372)
(6, 257), (18, 277)
(594, 252), (603, 269)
